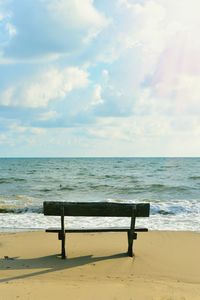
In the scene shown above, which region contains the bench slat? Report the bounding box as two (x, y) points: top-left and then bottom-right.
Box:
(46, 227), (148, 233)
(43, 201), (150, 217)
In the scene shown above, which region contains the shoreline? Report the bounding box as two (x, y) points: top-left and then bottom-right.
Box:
(1, 230), (200, 299)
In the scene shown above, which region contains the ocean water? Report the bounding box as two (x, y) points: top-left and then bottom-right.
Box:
(0, 157), (199, 231)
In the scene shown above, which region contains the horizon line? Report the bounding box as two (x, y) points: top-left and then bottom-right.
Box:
(0, 156), (199, 159)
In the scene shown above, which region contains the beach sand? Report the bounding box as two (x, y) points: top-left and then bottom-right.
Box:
(1, 231), (200, 300)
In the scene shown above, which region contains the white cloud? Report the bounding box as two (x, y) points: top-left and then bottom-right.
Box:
(30, 128), (46, 135)
(134, 75), (200, 117)
(5, 22), (17, 37)
(91, 84), (104, 106)
(1, 0), (200, 156)
(0, 12), (4, 21)
(2, 0), (108, 60)
(153, 75), (200, 114)
(9, 123), (27, 133)
(47, 0), (108, 42)
(8, 123), (46, 135)
(1, 67), (89, 107)
(38, 110), (59, 121)
(0, 133), (7, 144)
(47, 0), (107, 30)
(88, 115), (200, 143)
(0, 1), (9, 21)
(94, 0), (200, 119)
(95, 1), (169, 66)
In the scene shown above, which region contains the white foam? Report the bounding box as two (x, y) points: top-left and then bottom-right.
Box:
(1, 211), (200, 232)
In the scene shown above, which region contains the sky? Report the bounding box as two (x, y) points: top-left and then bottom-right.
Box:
(0, 0), (200, 157)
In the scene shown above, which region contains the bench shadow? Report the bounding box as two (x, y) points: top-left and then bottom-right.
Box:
(0, 252), (128, 283)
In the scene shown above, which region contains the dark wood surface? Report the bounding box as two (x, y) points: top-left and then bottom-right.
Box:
(43, 201), (150, 217)
(46, 227), (148, 233)
(44, 201), (150, 258)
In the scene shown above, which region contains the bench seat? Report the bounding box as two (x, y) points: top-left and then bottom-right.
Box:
(46, 227), (148, 233)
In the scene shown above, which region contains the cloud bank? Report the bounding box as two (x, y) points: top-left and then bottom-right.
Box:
(0, 0), (199, 156)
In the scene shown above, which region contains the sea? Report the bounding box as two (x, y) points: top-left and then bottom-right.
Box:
(0, 157), (199, 232)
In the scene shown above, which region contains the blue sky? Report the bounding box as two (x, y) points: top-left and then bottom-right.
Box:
(0, 0), (200, 157)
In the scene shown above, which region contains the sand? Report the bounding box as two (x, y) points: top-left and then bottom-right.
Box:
(0, 230), (200, 300)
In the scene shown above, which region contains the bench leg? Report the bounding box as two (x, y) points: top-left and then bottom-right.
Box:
(61, 206), (66, 259)
(127, 231), (137, 257)
(61, 233), (66, 259)
(127, 231), (133, 257)
(58, 232), (66, 259)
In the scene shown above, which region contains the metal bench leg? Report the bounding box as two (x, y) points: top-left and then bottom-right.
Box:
(127, 231), (137, 257)
(127, 209), (137, 257)
(127, 231), (133, 257)
(61, 206), (66, 259)
(61, 233), (66, 259)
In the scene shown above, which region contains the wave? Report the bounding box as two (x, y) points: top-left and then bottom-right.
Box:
(151, 199), (200, 216)
(59, 185), (76, 191)
(27, 170), (37, 174)
(58, 183), (139, 193)
(0, 205), (42, 214)
(1, 198), (200, 220)
(96, 175), (125, 180)
(0, 177), (26, 184)
(155, 209), (175, 216)
(0, 194), (35, 203)
(104, 175), (112, 178)
(147, 184), (188, 193)
(89, 184), (113, 191)
(189, 176), (200, 180)
(39, 188), (52, 192)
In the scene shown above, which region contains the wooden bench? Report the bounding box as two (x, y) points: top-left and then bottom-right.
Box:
(43, 201), (150, 259)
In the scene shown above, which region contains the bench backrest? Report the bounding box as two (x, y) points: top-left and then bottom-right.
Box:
(43, 201), (150, 217)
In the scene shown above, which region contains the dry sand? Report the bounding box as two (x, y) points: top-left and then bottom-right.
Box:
(0, 230), (200, 299)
